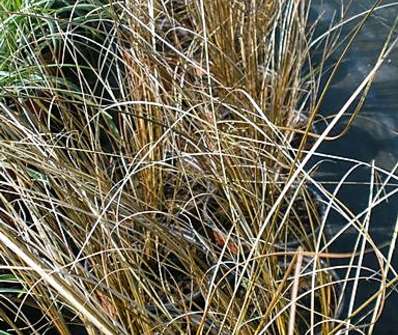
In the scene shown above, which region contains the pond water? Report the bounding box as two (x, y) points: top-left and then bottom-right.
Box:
(310, 1), (398, 333)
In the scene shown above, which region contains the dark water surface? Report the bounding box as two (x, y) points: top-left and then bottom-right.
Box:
(311, 1), (398, 333)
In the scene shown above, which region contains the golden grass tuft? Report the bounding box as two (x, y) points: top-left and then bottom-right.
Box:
(0, 0), (396, 334)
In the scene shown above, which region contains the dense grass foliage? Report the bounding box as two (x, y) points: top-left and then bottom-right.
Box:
(0, 0), (397, 334)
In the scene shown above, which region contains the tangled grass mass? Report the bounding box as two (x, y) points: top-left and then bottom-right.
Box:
(0, 0), (397, 334)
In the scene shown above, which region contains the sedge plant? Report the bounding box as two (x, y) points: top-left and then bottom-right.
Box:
(0, 0), (397, 334)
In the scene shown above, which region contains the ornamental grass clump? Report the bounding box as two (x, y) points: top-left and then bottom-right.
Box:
(0, 0), (397, 334)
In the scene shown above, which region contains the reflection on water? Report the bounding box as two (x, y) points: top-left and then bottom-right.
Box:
(310, 1), (398, 333)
